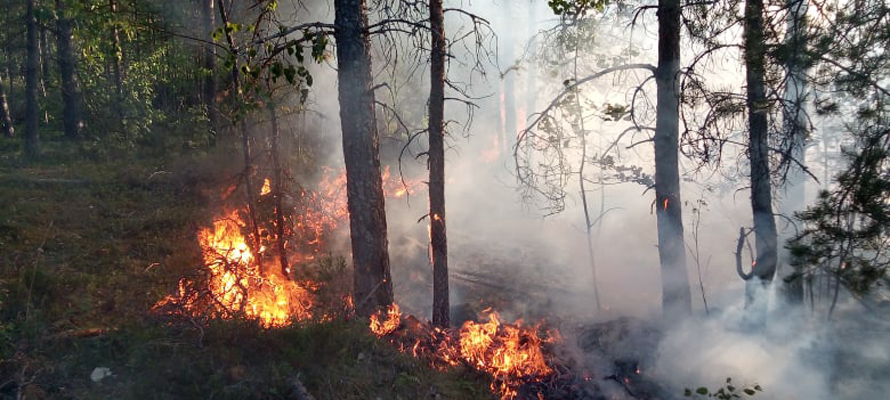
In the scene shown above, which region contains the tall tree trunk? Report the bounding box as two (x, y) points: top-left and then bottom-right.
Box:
(744, 0), (778, 324)
(779, 0), (808, 304)
(269, 103), (290, 278)
(655, 0), (692, 320)
(217, 0), (263, 269)
(39, 25), (49, 98)
(56, 0), (81, 140)
(202, 0), (218, 143)
(109, 0), (124, 121)
(25, 0), (40, 158)
(429, 0), (449, 328)
(0, 73), (13, 138)
(334, 0), (394, 317)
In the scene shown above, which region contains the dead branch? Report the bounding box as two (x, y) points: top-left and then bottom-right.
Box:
(736, 227), (754, 280)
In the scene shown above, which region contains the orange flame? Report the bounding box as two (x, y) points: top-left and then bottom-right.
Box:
(457, 311), (553, 398)
(369, 303), (402, 336)
(155, 210), (314, 327)
(373, 309), (555, 400)
(156, 165), (425, 328)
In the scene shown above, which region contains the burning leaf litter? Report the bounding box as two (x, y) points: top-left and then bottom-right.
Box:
(154, 168), (567, 398)
(370, 304), (564, 400)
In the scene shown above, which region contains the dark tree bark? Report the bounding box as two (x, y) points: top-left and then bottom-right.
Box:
(25, 0), (40, 158)
(0, 73), (13, 138)
(429, 0), (449, 328)
(202, 0), (218, 142)
(333, 0), (394, 317)
(269, 103), (290, 278)
(655, 0), (692, 320)
(744, 0), (778, 321)
(109, 0), (124, 120)
(56, 0), (81, 140)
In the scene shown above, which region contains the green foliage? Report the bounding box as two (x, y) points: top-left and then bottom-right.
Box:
(684, 377), (763, 399)
(548, 0), (609, 16)
(789, 118), (890, 296)
(785, 0), (890, 301)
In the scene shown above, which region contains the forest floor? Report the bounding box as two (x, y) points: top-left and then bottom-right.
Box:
(0, 144), (493, 400)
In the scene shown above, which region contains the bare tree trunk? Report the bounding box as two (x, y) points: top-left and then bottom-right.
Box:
(202, 0), (218, 143)
(39, 25), (49, 98)
(269, 103), (290, 278)
(217, 0), (263, 265)
(56, 0), (81, 140)
(573, 48), (601, 311)
(0, 73), (13, 138)
(109, 0), (124, 121)
(779, 0), (808, 304)
(334, 0), (394, 317)
(25, 0), (40, 158)
(429, 0), (449, 328)
(744, 0), (778, 325)
(655, 0), (692, 320)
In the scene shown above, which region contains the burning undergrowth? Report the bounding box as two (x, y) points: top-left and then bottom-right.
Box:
(370, 304), (588, 400)
(151, 166), (584, 399)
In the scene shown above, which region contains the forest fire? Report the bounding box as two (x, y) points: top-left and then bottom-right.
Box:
(154, 209), (316, 327)
(371, 306), (559, 399)
(155, 166), (424, 327)
(154, 168), (561, 397)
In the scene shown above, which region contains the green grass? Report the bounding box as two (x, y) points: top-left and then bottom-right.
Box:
(0, 150), (492, 400)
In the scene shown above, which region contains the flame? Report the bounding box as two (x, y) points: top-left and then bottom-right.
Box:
(156, 209), (314, 327)
(458, 311), (553, 398)
(369, 303), (402, 336)
(373, 309), (555, 400)
(663, 198), (669, 211)
(156, 165), (424, 328)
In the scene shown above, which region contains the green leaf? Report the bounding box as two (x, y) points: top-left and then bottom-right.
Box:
(743, 389), (756, 396)
(684, 388), (692, 397)
(696, 387), (709, 395)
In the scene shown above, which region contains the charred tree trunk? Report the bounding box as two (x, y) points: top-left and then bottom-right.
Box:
(56, 0), (81, 140)
(744, 0), (778, 323)
(0, 73), (13, 138)
(25, 0), (40, 158)
(655, 0), (692, 320)
(429, 0), (449, 328)
(202, 0), (218, 143)
(334, 0), (394, 317)
(269, 103), (290, 278)
(779, 0), (808, 304)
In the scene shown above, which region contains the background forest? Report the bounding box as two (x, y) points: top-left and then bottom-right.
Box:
(0, 0), (887, 399)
